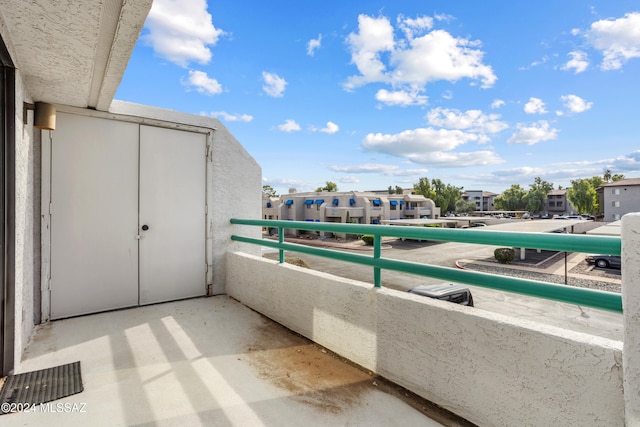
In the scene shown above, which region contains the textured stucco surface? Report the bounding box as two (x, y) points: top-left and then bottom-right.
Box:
(227, 251), (624, 426)
(5, 62), (40, 368)
(623, 213), (640, 425)
(0, 0), (152, 110)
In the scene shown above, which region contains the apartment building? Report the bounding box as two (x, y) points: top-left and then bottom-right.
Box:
(461, 190), (497, 212)
(263, 191), (440, 236)
(545, 189), (578, 216)
(598, 178), (640, 222)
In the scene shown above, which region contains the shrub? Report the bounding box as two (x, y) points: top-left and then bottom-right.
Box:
(361, 234), (375, 246)
(285, 257), (311, 269)
(494, 247), (515, 264)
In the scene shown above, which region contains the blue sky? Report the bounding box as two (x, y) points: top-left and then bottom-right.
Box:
(116, 1), (640, 195)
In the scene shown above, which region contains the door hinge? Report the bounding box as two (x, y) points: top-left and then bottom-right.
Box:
(205, 205), (208, 215)
(49, 202), (52, 215)
(47, 277), (52, 291)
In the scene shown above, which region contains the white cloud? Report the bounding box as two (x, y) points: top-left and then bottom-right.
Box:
(208, 111), (253, 122)
(360, 127), (502, 167)
(609, 150), (640, 171)
(338, 175), (361, 184)
(263, 177), (305, 188)
(183, 70), (222, 95)
(143, 0), (224, 67)
(375, 89), (428, 106)
(406, 150), (503, 167)
(561, 51), (589, 74)
(397, 15), (434, 39)
(262, 72), (287, 97)
(344, 15), (395, 89)
(524, 97), (547, 114)
(561, 94), (593, 113)
(329, 164), (428, 176)
(491, 99), (505, 109)
(330, 164), (398, 174)
(507, 120), (558, 145)
(344, 14), (496, 93)
(533, 56), (549, 67)
(426, 107), (508, 134)
(277, 119), (301, 132)
(319, 121), (339, 134)
(307, 34), (322, 56)
(586, 12), (640, 70)
(363, 127), (478, 155)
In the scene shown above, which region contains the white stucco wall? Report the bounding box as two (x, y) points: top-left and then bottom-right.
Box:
(3, 40), (40, 369)
(226, 251), (624, 426)
(623, 213), (640, 425)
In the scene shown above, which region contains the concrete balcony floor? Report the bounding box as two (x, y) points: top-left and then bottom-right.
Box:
(3, 296), (468, 426)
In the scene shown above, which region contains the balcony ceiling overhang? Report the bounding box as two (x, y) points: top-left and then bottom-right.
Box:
(0, 0), (152, 111)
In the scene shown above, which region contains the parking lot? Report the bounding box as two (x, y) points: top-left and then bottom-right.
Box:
(263, 237), (623, 341)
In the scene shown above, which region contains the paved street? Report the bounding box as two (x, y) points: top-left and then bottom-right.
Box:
(263, 237), (623, 341)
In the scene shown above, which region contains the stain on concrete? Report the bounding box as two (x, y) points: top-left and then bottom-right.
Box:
(244, 317), (476, 426)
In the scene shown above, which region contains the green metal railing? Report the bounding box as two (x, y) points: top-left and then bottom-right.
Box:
(230, 219), (623, 313)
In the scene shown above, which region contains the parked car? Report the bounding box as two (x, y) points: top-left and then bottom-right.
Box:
(408, 283), (474, 306)
(585, 254), (622, 269)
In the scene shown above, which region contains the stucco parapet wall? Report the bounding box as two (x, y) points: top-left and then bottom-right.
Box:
(226, 251), (624, 426)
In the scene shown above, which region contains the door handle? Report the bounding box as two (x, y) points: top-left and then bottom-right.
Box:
(141, 225), (149, 231)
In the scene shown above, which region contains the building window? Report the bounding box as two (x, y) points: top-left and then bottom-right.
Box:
(613, 189), (620, 195)
(557, 201), (563, 207)
(548, 201), (555, 207)
(612, 201), (620, 207)
(614, 214), (621, 220)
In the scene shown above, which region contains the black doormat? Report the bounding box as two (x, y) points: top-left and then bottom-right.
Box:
(0, 361), (83, 414)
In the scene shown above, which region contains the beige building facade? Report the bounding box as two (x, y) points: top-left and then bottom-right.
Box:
(263, 191), (440, 236)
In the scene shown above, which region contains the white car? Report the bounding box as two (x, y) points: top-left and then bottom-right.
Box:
(408, 283), (474, 306)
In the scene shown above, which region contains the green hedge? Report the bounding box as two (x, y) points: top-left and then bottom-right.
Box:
(361, 234), (374, 246)
(494, 247), (515, 264)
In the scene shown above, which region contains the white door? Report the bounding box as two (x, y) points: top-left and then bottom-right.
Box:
(50, 113), (139, 319)
(139, 125), (206, 304)
(50, 114), (206, 319)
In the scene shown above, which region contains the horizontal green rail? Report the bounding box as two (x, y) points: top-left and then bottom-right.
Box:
(230, 219), (623, 313)
(231, 219), (621, 255)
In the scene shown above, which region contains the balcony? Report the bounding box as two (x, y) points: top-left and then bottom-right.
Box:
(3, 297), (456, 426)
(5, 214), (640, 426)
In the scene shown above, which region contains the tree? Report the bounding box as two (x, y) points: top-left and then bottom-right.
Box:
(589, 175), (604, 189)
(413, 177), (436, 200)
(612, 173), (625, 182)
(262, 185), (277, 198)
(455, 199), (477, 214)
(523, 177), (553, 214)
(603, 169), (612, 183)
(567, 178), (597, 214)
(494, 185), (527, 211)
(316, 181), (338, 192)
(431, 178), (463, 213)
(387, 185), (394, 194)
(394, 185), (403, 194)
